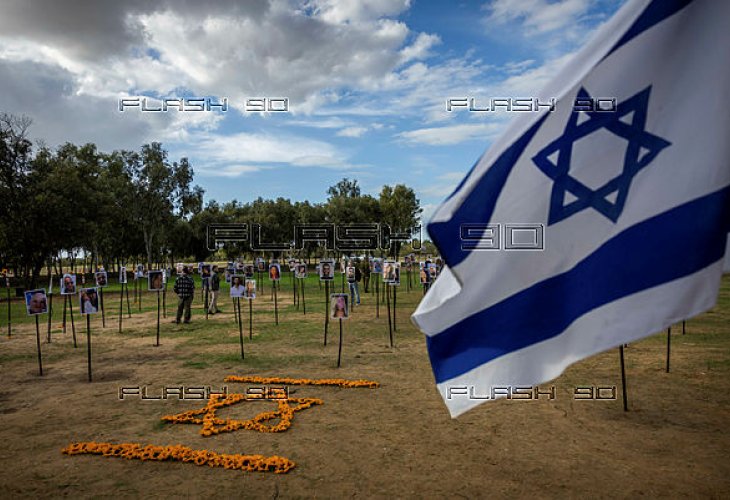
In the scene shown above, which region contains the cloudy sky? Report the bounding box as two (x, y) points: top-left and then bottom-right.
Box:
(0, 0), (627, 224)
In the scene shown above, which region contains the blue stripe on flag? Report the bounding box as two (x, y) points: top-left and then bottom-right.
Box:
(428, 115), (549, 268)
(426, 185), (730, 384)
(605, 0), (694, 59)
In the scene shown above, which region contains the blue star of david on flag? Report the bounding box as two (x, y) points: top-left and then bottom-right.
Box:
(533, 86), (672, 225)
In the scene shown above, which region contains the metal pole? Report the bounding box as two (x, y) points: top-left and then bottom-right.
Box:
(619, 345), (628, 411)
(100, 288), (106, 328)
(35, 316), (43, 376)
(47, 292), (53, 343)
(155, 290), (161, 346)
(69, 295), (77, 348)
(86, 314), (92, 382)
(237, 297), (244, 359)
(7, 286), (11, 337)
(274, 283), (279, 325)
(386, 284), (393, 347)
(324, 281), (329, 346)
(118, 283), (124, 333)
(337, 318), (343, 368)
(666, 327), (671, 373)
(301, 278), (306, 315)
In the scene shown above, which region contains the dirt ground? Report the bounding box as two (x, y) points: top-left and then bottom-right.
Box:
(1, 275), (729, 498)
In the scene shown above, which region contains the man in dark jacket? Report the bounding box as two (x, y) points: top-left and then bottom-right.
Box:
(173, 266), (195, 324)
(208, 265), (222, 314)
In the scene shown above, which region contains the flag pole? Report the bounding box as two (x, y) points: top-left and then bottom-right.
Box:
(665, 327), (671, 373)
(619, 345), (628, 411)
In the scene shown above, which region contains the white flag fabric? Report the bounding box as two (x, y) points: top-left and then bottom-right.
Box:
(411, 0), (730, 418)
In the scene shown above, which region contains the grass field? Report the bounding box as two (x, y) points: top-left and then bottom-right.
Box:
(1, 271), (729, 498)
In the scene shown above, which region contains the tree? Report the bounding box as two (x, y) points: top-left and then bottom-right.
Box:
(125, 143), (202, 267)
(379, 184), (422, 258)
(327, 178), (360, 198)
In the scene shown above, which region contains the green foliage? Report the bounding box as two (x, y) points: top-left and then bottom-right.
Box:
(0, 117), (424, 284)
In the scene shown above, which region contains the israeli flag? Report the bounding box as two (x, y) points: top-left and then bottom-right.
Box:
(412, 0), (730, 418)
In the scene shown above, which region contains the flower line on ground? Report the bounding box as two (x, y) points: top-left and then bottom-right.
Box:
(61, 442), (295, 474)
(161, 393), (323, 436)
(224, 375), (380, 388)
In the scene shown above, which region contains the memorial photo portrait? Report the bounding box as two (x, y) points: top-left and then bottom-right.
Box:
(60, 274), (76, 295)
(80, 287), (99, 314)
(245, 279), (256, 299)
(372, 259), (382, 274)
(382, 261), (396, 283)
(330, 293), (349, 320)
(148, 270), (164, 291)
(319, 260), (334, 281)
(244, 264), (255, 279)
(295, 263), (307, 279)
(420, 267), (430, 284)
(230, 275), (245, 298)
(95, 271), (108, 288)
(390, 263), (400, 285)
(25, 289), (48, 315)
(269, 263), (281, 281)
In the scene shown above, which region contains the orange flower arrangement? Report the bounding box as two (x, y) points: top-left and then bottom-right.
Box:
(161, 393), (323, 436)
(61, 442), (295, 473)
(223, 375), (380, 388)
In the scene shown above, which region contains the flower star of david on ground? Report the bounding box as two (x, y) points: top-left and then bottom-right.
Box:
(161, 392), (323, 436)
(533, 86), (672, 225)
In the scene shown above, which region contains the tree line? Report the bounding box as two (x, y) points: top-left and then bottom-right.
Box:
(0, 113), (424, 288)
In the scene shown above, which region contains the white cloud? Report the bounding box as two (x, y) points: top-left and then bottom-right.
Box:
(336, 126), (369, 138)
(304, 0), (412, 24)
(396, 123), (503, 146)
(485, 0), (591, 35)
(0, 0), (442, 140)
(177, 131), (363, 177)
(399, 32), (442, 64)
(203, 164), (266, 177)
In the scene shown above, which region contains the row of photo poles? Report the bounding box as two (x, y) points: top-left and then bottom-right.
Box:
(6, 257), (446, 376)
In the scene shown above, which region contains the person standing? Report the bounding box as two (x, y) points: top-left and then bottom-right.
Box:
(348, 261), (361, 306)
(360, 257), (370, 293)
(173, 266), (195, 324)
(208, 265), (222, 314)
